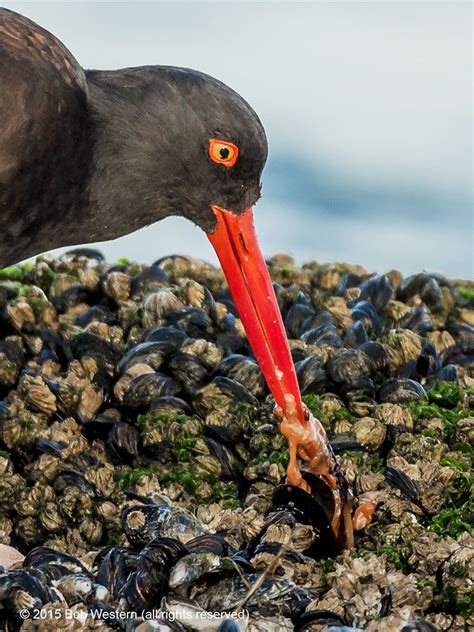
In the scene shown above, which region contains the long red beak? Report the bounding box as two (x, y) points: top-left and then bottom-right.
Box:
(207, 206), (305, 421)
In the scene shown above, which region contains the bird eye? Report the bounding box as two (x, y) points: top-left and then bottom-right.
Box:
(209, 139), (239, 167)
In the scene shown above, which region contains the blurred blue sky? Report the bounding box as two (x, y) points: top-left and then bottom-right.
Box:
(4, 1), (473, 277)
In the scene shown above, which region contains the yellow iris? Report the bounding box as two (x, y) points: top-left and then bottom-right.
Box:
(209, 139), (239, 167)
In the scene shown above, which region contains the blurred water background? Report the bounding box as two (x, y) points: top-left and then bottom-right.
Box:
(4, 1), (472, 277)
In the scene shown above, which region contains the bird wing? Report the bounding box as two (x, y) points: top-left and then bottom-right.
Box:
(0, 9), (90, 265)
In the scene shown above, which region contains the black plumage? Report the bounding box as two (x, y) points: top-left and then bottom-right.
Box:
(0, 8), (267, 266)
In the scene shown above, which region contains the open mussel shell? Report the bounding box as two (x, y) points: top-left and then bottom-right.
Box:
(272, 471), (342, 559)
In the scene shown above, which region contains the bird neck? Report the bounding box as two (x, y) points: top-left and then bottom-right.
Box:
(85, 68), (171, 244)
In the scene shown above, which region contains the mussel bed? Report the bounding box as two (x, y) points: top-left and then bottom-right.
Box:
(0, 252), (472, 631)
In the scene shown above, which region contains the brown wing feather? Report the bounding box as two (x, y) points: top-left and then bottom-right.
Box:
(0, 9), (91, 266)
(0, 9), (86, 90)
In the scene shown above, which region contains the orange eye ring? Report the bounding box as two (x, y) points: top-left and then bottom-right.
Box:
(209, 139), (239, 167)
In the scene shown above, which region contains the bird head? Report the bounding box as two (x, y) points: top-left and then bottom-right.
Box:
(151, 67), (303, 419)
(89, 65), (304, 420)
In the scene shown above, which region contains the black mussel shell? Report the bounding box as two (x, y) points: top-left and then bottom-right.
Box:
(359, 341), (389, 372)
(400, 622), (439, 632)
(137, 537), (188, 577)
(330, 433), (365, 453)
(168, 352), (208, 392)
(272, 472), (340, 559)
(117, 341), (170, 374)
(327, 349), (374, 386)
(385, 466), (421, 506)
(81, 414), (117, 441)
(440, 341), (474, 368)
(445, 323), (474, 346)
(415, 341), (441, 377)
(121, 503), (203, 548)
(396, 273), (442, 310)
(51, 284), (94, 313)
(351, 300), (384, 336)
(215, 354), (266, 397)
(130, 266), (169, 296)
(142, 325), (188, 348)
(285, 303), (316, 339)
(430, 364), (458, 384)
(336, 272), (363, 296)
(293, 608), (347, 632)
(148, 395), (191, 416)
(39, 329), (72, 366)
(34, 438), (66, 456)
(69, 332), (120, 372)
(295, 356), (327, 395)
(123, 373), (181, 411)
(75, 305), (117, 327)
(396, 306), (433, 335)
(301, 323), (342, 348)
(185, 534), (229, 556)
(343, 320), (369, 348)
(203, 424), (234, 446)
(359, 274), (393, 313)
(204, 436), (244, 480)
(96, 547), (133, 599)
(0, 568), (52, 622)
(23, 547), (90, 575)
(379, 378), (427, 403)
(167, 306), (214, 339)
(344, 376), (376, 398)
(0, 340), (24, 367)
(108, 422), (140, 461)
(64, 247), (105, 262)
(118, 569), (164, 612)
(53, 470), (100, 498)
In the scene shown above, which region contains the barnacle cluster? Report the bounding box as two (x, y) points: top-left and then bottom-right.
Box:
(0, 251), (472, 631)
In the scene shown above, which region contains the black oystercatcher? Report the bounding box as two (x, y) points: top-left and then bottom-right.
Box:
(0, 8), (303, 418)
(0, 9), (353, 540)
